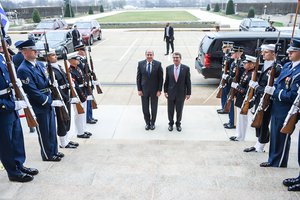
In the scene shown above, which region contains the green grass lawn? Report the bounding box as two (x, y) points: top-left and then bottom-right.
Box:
(97, 11), (198, 22)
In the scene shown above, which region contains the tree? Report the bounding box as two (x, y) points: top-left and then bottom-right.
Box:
(64, 0), (74, 17)
(99, 5), (104, 13)
(213, 3), (220, 12)
(225, 0), (234, 15)
(206, 4), (210, 11)
(248, 7), (255, 18)
(32, 9), (41, 23)
(88, 6), (93, 14)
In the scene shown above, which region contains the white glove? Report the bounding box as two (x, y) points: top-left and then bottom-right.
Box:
(16, 78), (23, 87)
(51, 100), (64, 107)
(231, 82), (238, 89)
(70, 97), (80, 104)
(15, 100), (27, 110)
(264, 86), (276, 95)
(92, 80), (99, 86)
(52, 80), (58, 88)
(71, 82), (75, 88)
(249, 80), (259, 89)
(86, 95), (93, 101)
(222, 74), (229, 80)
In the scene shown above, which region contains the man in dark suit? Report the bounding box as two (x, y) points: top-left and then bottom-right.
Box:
(164, 52), (191, 132)
(137, 50), (163, 130)
(163, 23), (174, 55)
(72, 25), (81, 49)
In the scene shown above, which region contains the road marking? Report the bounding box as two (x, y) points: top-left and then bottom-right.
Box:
(94, 38), (109, 47)
(119, 39), (138, 61)
(203, 86), (219, 104)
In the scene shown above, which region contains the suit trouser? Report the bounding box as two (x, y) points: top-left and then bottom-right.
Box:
(86, 100), (93, 121)
(236, 107), (248, 141)
(165, 37), (174, 54)
(268, 115), (290, 167)
(74, 101), (87, 135)
(55, 102), (71, 137)
(35, 109), (58, 160)
(168, 98), (184, 126)
(228, 100), (235, 126)
(255, 105), (271, 144)
(0, 116), (25, 177)
(141, 95), (158, 125)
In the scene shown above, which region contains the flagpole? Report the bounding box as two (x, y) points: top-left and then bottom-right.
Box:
(291, 0), (300, 40)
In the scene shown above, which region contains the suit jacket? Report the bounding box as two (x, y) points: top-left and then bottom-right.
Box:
(69, 65), (86, 103)
(164, 64), (191, 101)
(272, 62), (300, 118)
(164, 26), (174, 41)
(17, 60), (52, 114)
(137, 59), (163, 97)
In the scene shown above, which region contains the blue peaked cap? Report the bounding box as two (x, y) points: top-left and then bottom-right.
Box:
(17, 39), (36, 50)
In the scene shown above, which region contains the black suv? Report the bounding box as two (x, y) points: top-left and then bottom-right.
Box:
(195, 31), (297, 79)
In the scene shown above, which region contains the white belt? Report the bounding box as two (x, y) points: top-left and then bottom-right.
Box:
(79, 84), (84, 87)
(0, 87), (11, 95)
(60, 84), (68, 89)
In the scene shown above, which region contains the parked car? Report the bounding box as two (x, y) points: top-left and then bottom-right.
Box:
(239, 18), (269, 32)
(195, 31), (298, 79)
(28, 18), (68, 41)
(74, 20), (102, 45)
(35, 30), (74, 59)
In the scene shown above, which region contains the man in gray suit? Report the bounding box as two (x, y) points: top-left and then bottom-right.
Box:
(164, 52), (191, 132)
(137, 50), (163, 130)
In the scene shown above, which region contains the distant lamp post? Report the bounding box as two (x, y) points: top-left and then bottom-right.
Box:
(263, 5), (267, 19)
(14, 10), (18, 25)
(235, 3), (238, 14)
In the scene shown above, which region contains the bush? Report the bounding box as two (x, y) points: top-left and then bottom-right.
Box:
(32, 9), (41, 23)
(100, 5), (104, 13)
(225, 0), (235, 15)
(206, 4), (210, 11)
(88, 6), (93, 14)
(213, 3), (220, 12)
(248, 7), (255, 18)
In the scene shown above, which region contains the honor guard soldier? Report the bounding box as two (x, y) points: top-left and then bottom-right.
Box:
(0, 46), (38, 182)
(41, 49), (79, 149)
(260, 39), (300, 168)
(224, 46), (244, 129)
(12, 40), (24, 70)
(75, 44), (98, 124)
(229, 55), (256, 141)
(68, 52), (92, 138)
(217, 41), (234, 114)
(244, 44), (281, 153)
(17, 39), (64, 162)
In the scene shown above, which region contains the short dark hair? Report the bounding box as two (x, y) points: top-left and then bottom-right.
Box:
(173, 52), (181, 59)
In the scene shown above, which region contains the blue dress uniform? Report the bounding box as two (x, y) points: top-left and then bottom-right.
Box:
(16, 40), (59, 161)
(0, 54), (37, 182)
(265, 61), (300, 167)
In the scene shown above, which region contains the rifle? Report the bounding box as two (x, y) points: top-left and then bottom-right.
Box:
(44, 32), (69, 121)
(280, 87), (300, 134)
(87, 46), (103, 94)
(223, 59), (241, 113)
(0, 17), (38, 127)
(82, 47), (98, 109)
(216, 49), (231, 98)
(62, 53), (85, 114)
(251, 32), (281, 128)
(240, 40), (260, 115)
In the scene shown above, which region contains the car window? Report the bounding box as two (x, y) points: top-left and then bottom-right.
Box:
(76, 22), (92, 29)
(66, 32), (72, 39)
(200, 36), (213, 53)
(250, 20), (269, 28)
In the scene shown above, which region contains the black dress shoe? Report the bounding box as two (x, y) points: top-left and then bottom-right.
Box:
(229, 136), (237, 141)
(150, 125), (155, 130)
(260, 162), (272, 167)
(244, 146), (256, 152)
(60, 143), (77, 149)
(168, 125), (173, 131)
(92, 118), (98, 122)
(85, 132), (93, 136)
(176, 126), (182, 132)
(9, 173), (34, 183)
(283, 177), (300, 187)
(224, 124), (236, 129)
(56, 152), (65, 158)
(77, 133), (90, 138)
(43, 155), (61, 162)
(217, 109), (228, 114)
(20, 167), (39, 176)
(288, 183), (300, 191)
(69, 141), (79, 147)
(145, 125), (150, 130)
(87, 119), (96, 124)
(164, 53), (168, 56)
